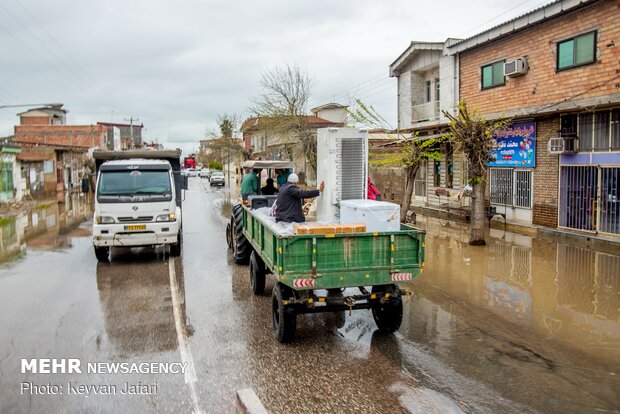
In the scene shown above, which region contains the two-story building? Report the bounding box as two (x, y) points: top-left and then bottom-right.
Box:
(390, 40), (465, 210)
(450, 0), (619, 239)
(390, 0), (619, 240)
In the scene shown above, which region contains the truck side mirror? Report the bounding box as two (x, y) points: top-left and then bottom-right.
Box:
(183, 175), (189, 190)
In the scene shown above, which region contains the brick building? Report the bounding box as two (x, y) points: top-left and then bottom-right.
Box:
(17, 104), (67, 126)
(12, 106), (105, 195)
(451, 0), (620, 238)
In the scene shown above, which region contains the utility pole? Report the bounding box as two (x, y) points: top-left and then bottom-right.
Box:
(124, 117), (139, 149)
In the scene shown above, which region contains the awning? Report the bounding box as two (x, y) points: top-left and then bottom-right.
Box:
(241, 160), (295, 169)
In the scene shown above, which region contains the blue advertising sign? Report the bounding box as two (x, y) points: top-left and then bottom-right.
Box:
(488, 121), (536, 167)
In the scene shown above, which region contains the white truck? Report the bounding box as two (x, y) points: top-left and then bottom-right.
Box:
(92, 150), (187, 262)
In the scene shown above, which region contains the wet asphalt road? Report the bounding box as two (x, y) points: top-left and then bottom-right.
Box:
(0, 178), (619, 413)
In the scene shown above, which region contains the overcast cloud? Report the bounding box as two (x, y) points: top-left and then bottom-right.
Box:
(1, 0), (551, 155)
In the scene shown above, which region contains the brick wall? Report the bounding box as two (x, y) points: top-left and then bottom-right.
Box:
(20, 116), (49, 125)
(13, 125), (106, 148)
(459, 0), (620, 115)
(532, 117), (560, 227)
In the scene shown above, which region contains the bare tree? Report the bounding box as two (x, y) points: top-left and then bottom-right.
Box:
(443, 101), (511, 245)
(249, 64), (316, 171)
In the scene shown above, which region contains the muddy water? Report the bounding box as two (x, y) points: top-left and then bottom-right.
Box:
(0, 193), (93, 262)
(410, 216), (620, 366)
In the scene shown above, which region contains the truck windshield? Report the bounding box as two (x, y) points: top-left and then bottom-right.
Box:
(98, 170), (172, 198)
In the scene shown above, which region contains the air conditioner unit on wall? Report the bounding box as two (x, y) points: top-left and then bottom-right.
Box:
(504, 57), (529, 77)
(548, 136), (577, 154)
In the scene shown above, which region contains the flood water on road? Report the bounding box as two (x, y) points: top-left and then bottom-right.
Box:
(0, 193), (93, 263)
(414, 215), (620, 364)
(400, 215), (620, 412)
(1, 179), (618, 413)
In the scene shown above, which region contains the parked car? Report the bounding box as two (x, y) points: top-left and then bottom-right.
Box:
(199, 169), (211, 179)
(209, 171), (225, 186)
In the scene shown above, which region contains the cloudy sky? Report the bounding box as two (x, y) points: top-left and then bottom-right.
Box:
(0, 0), (551, 155)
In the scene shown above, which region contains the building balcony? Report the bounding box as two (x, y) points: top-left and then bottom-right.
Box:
(412, 100), (440, 124)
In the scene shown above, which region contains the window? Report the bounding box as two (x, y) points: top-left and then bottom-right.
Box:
(481, 60), (505, 89)
(425, 80), (432, 102)
(435, 78), (440, 101)
(557, 31), (596, 70)
(414, 160), (427, 197)
(433, 160), (441, 187)
(569, 109), (620, 152)
(490, 168), (532, 208)
(445, 143), (454, 189)
(0, 161), (13, 194)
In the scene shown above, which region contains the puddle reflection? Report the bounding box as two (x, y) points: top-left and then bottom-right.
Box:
(0, 193), (93, 262)
(96, 252), (191, 358)
(413, 216), (620, 364)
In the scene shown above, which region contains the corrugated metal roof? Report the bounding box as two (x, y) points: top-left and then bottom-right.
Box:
(448, 0), (597, 53)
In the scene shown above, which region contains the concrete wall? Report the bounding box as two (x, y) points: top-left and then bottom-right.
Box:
(397, 69), (412, 130)
(315, 107), (348, 124)
(459, 0), (620, 115)
(439, 53), (458, 122)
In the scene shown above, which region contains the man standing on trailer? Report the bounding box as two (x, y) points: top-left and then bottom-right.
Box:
(275, 174), (324, 223)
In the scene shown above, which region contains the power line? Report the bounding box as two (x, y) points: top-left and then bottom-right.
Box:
(11, 0), (129, 114)
(0, 3), (123, 113)
(457, 0), (550, 38)
(314, 71), (388, 103)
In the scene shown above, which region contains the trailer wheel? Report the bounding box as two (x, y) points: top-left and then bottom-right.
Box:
(170, 230), (182, 257)
(272, 283), (296, 343)
(249, 251), (266, 295)
(371, 284), (403, 333)
(94, 246), (109, 262)
(232, 204), (250, 264)
(226, 220), (233, 249)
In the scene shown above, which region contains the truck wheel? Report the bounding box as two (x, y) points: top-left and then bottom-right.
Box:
(170, 231), (182, 256)
(272, 283), (296, 343)
(94, 246), (109, 262)
(371, 284), (403, 333)
(232, 204), (250, 264)
(249, 251), (266, 295)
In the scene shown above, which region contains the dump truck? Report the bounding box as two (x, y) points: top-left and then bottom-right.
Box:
(92, 149), (188, 261)
(227, 161), (425, 342)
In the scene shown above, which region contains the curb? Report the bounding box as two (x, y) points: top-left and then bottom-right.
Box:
(236, 388), (269, 414)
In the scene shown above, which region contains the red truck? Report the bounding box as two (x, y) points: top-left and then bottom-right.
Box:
(183, 156), (196, 169)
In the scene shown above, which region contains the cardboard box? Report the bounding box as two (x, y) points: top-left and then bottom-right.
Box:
(293, 224), (309, 235)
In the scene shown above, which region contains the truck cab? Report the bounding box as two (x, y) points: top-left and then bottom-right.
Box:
(92, 150), (186, 262)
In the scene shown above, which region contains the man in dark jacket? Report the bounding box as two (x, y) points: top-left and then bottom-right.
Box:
(275, 173), (324, 223)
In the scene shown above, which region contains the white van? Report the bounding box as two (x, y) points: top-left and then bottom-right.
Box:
(92, 157), (183, 261)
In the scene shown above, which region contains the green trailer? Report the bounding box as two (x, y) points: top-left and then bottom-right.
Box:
(228, 203), (426, 342)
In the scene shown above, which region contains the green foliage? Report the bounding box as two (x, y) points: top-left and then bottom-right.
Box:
(443, 100), (511, 182)
(370, 135), (445, 169)
(208, 161), (222, 170)
(0, 216), (16, 226)
(347, 99), (391, 131)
